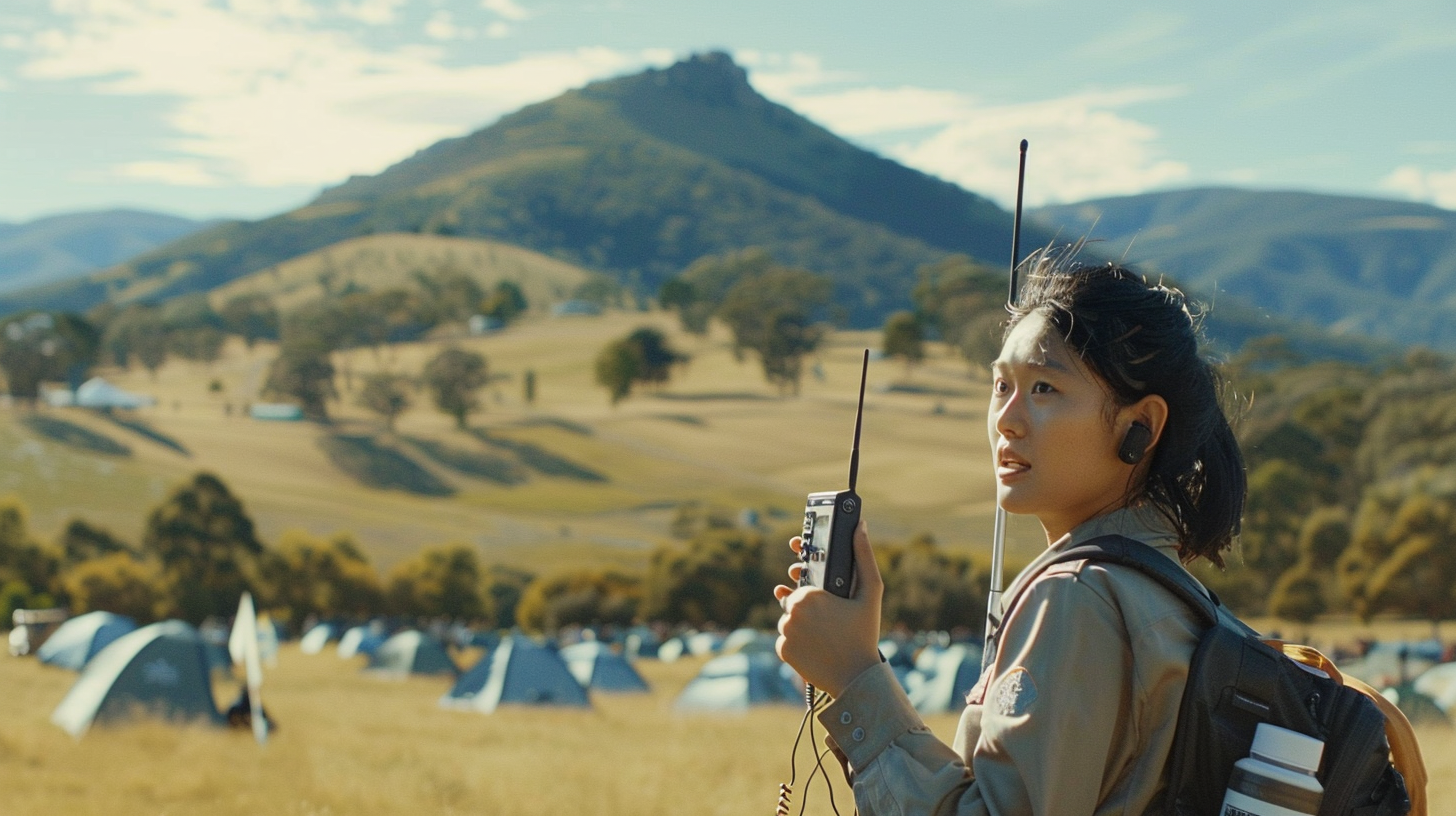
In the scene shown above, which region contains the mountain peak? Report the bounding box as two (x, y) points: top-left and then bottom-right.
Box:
(589, 50), (757, 110)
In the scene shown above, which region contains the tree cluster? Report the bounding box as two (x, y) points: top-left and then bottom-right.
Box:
(656, 248), (832, 395)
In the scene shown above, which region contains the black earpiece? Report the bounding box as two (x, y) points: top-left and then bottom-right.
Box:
(1118, 422), (1153, 465)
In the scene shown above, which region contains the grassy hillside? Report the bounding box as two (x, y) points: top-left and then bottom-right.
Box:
(1, 308), (1048, 574)
(0, 53), (1055, 328)
(206, 233), (595, 314)
(1031, 188), (1456, 352)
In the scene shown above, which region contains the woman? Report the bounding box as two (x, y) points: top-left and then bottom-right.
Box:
(774, 254), (1246, 815)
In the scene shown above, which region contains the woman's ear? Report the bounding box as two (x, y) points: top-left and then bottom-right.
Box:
(1120, 395), (1169, 462)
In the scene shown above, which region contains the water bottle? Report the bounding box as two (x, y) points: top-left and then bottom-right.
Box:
(1219, 723), (1324, 816)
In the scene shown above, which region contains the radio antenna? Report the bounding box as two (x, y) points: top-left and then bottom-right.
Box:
(984, 139), (1027, 672)
(848, 348), (869, 492)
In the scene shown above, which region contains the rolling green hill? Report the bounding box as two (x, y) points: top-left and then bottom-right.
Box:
(3, 52), (1047, 328)
(1031, 188), (1456, 353)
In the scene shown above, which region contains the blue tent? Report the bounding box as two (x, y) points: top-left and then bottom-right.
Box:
(904, 643), (982, 714)
(36, 611), (138, 671)
(338, 624), (387, 658)
(442, 635), (589, 712)
(675, 653), (803, 712)
(51, 620), (224, 737)
(560, 641), (649, 692)
(366, 630), (458, 677)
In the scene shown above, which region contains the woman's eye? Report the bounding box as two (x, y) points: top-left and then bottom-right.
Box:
(992, 379), (1009, 395)
(1031, 381), (1055, 394)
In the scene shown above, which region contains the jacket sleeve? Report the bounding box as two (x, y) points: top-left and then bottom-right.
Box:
(818, 569), (1136, 816)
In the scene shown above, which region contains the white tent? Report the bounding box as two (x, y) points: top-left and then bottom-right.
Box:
(560, 641), (649, 692)
(51, 620), (223, 737)
(75, 377), (156, 409)
(299, 623), (335, 655)
(674, 653), (803, 712)
(442, 635), (589, 712)
(337, 624), (387, 658)
(366, 630), (458, 678)
(36, 611), (137, 671)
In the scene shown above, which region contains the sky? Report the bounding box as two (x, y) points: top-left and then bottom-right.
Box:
(2, 0), (1454, 224)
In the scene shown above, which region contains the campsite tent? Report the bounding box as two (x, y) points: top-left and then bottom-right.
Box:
(338, 624), (387, 658)
(443, 635), (590, 712)
(36, 611), (138, 671)
(675, 653), (803, 712)
(366, 630), (458, 677)
(51, 620), (224, 737)
(721, 627), (777, 655)
(904, 643), (982, 714)
(1414, 662), (1456, 713)
(299, 622), (336, 655)
(560, 641), (649, 692)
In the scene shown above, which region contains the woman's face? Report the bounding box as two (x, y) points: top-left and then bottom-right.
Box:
(987, 311), (1136, 542)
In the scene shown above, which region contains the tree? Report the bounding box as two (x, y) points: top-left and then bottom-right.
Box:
(594, 340), (640, 406)
(0, 499), (59, 608)
(61, 553), (166, 623)
(1269, 564), (1326, 625)
(482, 280), (528, 324)
(413, 267), (485, 326)
(422, 347), (489, 429)
(357, 372), (412, 431)
(386, 544), (491, 621)
(878, 534), (987, 632)
(717, 266), (831, 395)
(523, 369), (537, 406)
(140, 472), (264, 624)
(482, 564), (535, 630)
(57, 518), (133, 565)
(516, 569), (641, 633)
(264, 340), (336, 420)
(219, 293), (280, 348)
(910, 255), (1005, 371)
(257, 531), (382, 630)
(168, 326), (226, 364)
(641, 526), (779, 628)
(594, 327), (689, 404)
(881, 311), (925, 372)
(0, 312), (100, 400)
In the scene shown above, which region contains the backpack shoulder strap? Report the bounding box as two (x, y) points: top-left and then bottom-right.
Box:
(1021, 534), (1220, 628)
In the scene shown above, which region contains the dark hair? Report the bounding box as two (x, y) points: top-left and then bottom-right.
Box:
(1005, 248), (1246, 567)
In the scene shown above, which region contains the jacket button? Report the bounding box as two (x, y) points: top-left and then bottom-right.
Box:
(840, 712), (853, 725)
(852, 727), (865, 742)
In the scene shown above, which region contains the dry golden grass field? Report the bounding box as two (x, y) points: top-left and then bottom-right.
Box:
(1, 639), (1449, 816)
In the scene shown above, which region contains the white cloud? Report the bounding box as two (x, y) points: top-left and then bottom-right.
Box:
(485, 21), (510, 38)
(1381, 165), (1456, 209)
(13, 1), (665, 188)
(336, 0), (408, 25)
(747, 55), (1190, 206)
(481, 0), (528, 22)
(115, 159), (221, 186)
(424, 10), (465, 40)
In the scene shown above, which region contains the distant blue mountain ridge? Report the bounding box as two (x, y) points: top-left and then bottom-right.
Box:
(0, 209), (215, 296)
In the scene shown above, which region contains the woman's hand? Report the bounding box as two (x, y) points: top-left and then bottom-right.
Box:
(774, 520), (883, 697)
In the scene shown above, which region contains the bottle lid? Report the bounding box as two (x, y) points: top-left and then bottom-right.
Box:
(1250, 723), (1324, 774)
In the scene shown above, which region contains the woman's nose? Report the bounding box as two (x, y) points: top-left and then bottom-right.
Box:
(992, 391), (1024, 439)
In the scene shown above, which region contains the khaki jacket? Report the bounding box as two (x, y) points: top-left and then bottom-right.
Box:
(819, 507), (1204, 816)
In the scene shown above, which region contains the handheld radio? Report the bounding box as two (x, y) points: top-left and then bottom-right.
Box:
(798, 348), (870, 598)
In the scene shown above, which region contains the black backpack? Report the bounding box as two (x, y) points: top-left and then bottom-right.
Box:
(997, 534), (1411, 816)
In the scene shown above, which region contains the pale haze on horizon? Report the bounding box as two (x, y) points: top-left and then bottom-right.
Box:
(1, 0), (1453, 224)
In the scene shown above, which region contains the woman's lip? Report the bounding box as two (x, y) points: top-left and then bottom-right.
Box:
(997, 461), (1030, 480)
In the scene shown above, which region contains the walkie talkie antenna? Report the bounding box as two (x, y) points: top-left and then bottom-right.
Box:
(984, 139), (1028, 672)
(848, 348), (868, 492)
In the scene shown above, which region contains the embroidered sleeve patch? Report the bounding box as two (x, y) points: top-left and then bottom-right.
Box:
(992, 667), (1038, 717)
